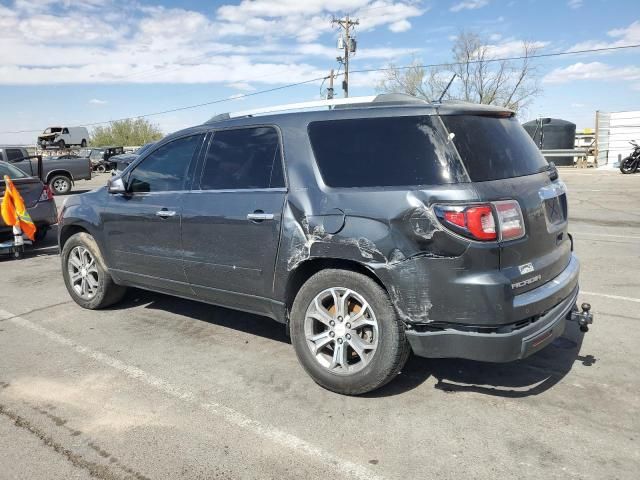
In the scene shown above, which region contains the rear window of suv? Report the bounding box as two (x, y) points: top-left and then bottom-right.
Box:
(440, 115), (548, 182)
(308, 116), (466, 187)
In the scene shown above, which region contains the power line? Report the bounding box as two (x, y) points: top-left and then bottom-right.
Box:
(1, 43), (638, 135)
(0, 75), (329, 134)
(349, 43), (640, 75)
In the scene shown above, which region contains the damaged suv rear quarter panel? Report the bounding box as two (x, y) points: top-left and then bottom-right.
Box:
(269, 109), (502, 327)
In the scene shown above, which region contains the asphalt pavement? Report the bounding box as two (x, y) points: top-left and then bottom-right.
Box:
(0, 170), (638, 479)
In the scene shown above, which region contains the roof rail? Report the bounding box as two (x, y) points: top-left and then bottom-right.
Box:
(206, 96), (378, 124)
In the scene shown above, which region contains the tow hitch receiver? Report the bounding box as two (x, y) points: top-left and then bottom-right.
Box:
(568, 302), (594, 332)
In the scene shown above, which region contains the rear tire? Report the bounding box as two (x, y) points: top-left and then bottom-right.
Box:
(290, 269), (409, 395)
(620, 156), (638, 174)
(49, 174), (72, 195)
(61, 232), (126, 309)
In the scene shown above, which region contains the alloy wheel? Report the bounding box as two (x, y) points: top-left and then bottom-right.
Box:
(304, 287), (379, 375)
(67, 246), (99, 299)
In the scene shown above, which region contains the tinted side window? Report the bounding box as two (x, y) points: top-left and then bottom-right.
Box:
(128, 134), (203, 193)
(308, 116), (464, 187)
(5, 149), (24, 162)
(441, 115), (548, 181)
(200, 127), (283, 190)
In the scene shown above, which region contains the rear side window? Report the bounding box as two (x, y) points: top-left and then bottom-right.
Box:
(200, 127), (284, 190)
(308, 116), (464, 187)
(5, 149), (24, 162)
(441, 115), (548, 182)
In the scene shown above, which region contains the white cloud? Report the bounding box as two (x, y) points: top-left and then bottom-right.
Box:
(389, 19), (411, 32)
(485, 40), (549, 57)
(543, 62), (640, 84)
(89, 98), (108, 105)
(0, 0), (426, 86)
(567, 0), (583, 9)
(569, 21), (640, 51)
(450, 0), (489, 13)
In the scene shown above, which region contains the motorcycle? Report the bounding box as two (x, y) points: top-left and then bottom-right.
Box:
(620, 140), (640, 174)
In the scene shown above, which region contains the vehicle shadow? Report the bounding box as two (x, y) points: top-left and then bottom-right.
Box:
(112, 289), (290, 345)
(367, 321), (594, 398)
(109, 289), (594, 399)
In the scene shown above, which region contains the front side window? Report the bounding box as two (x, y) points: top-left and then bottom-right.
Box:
(200, 127), (284, 190)
(128, 134), (204, 193)
(308, 116), (465, 188)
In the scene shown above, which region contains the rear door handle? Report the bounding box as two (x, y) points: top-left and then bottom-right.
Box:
(156, 209), (177, 218)
(247, 212), (274, 222)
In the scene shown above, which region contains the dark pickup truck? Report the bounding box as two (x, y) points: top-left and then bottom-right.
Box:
(0, 146), (92, 195)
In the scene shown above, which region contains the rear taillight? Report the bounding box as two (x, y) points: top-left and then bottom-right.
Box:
(39, 185), (54, 202)
(493, 200), (525, 241)
(435, 200), (525, 242)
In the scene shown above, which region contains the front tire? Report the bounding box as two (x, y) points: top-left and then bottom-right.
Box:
(61, 232), (126, 309)
(81, 139), (87, 148)
(620, 156), (638, 174)
(290, 269), (409, 395)
(49, 174), (72, 195)
(57, 139), (66, 149)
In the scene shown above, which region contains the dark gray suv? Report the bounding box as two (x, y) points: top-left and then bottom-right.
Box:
(58, 94), (590, 395)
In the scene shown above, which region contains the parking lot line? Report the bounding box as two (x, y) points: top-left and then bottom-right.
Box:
(572, 231), (640, 240)
(581, 291), (640, 304)
(0, 308), (385, 480)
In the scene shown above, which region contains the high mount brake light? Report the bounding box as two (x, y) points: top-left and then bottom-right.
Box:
(436, 200), (525, 242)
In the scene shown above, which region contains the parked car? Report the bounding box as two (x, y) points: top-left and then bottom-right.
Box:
(84, 146), (125, 172)
(0, 145), (92, 195)
(0, 161), (57, 242)
(38, 126), (89, 149)
(110, 142), (156, 176)
(57, 94), (589, 395)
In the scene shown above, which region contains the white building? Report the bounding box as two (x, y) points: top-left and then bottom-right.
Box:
(596, 110), (640, 168)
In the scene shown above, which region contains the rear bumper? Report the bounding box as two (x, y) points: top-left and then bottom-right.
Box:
(405, 256), (580, 362)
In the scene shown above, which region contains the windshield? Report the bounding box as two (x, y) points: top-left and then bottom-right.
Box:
(44, 127), (62, 134)
(440, 115), (548, 182)
(0, 161), (29, 179)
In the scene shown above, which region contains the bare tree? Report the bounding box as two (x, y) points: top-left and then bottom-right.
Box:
(377, 31), (542, 114)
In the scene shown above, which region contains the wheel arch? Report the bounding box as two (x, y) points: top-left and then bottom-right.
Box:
(46, 169), (74, 183)
(283, 257), (388, 315)
(58, 223), (91, 249)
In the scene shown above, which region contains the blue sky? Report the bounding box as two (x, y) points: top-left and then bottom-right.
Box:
(0, 0), (638, 144)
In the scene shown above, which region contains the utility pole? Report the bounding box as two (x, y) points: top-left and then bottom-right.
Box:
(332, 15), (358, 97)
(327, 69), (334, 100)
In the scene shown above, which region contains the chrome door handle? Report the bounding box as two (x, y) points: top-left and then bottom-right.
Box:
(247, 212), (274, 221)
(156, 209), (176, 218)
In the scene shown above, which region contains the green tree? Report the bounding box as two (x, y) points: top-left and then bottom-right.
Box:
(90, 118), (163, 146)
